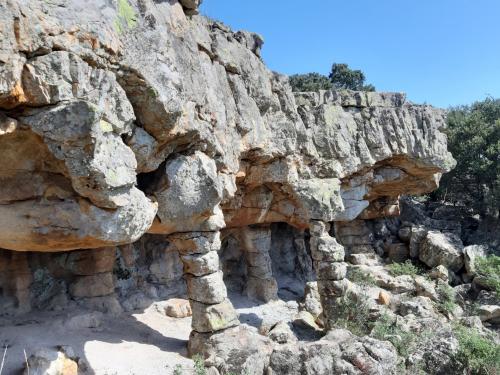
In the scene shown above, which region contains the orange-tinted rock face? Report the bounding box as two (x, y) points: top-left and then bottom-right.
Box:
(0, 0), (454, 254)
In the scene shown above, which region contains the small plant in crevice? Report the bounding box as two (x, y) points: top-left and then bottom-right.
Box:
(192, 354), (207, 375)
(435, 282), (457, 316)
(451, 324), (500, 375)
(331, 290), (372, 336)
(475, 255), (500, 297)
(173, 364), (183, 375)
(347, 268), (377, 288)
(371, 314), (419, 359)
(114, 0), (137, 34)
(388, 260), (422, 277)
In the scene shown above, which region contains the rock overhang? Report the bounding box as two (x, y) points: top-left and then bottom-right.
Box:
(0, 0), (455, 251)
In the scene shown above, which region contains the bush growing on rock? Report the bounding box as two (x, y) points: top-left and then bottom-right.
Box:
(371, 314), (419, 359)
(452, 324), (500, 375)
(192, 354), (206, 375)
(388, 260), (422, 277)
(346, 268), (377, 287)
(475, 255), (500, 297)
(331, 290), (372, 336)
(435, 282), (457, 316)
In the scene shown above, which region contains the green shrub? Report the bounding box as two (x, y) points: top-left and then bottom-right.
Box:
(173, 364), (183, 375)
(289, 62), (375, 92)
(388, 260), (422, 277)
(433, 97), (500, 217)
(475, 255), (500, 297)
(331, 291), (372, 336)
(371, 314), (419, 359)
(289, 73), (332, 92)
(192, 354), (206, 375)
(114, 0), (137, 34)
(436, 282), (457, 315)
(347, 268), (377, 287)
(452, 324), (500, 375)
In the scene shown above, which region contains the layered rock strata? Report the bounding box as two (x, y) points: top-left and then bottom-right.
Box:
(0, 0), (456, 353)
(309, 221), (348, 329)
(169, 231), (239, 333)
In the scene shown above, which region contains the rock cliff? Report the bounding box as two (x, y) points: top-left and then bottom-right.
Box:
(0, 0), (453, 251)
(0, 1), (470, 374)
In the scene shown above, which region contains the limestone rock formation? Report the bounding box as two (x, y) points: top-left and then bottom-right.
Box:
(0, 0), (465, 374)
(0, 0), (453, 253)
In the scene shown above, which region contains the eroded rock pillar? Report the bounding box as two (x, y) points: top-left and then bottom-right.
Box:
(168, 231), (239, 334)
(309, 221), (348, 330)
(238, 226), (278, 302)
(0, 250), (32, 313)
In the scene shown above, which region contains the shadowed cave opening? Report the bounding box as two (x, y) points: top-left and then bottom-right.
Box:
(221, 222), (315, 304)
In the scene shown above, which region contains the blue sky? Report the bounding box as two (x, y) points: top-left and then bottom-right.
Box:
(200, 1), (500, 108)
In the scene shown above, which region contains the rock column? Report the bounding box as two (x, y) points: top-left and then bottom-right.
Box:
(238, 226), (278, 302)
(0, 251), (32, 313)
(309, 221), (348, 330)
(168, 231), (239, 334)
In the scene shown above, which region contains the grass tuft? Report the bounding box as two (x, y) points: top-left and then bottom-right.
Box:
(475, 255), (500, 297)
(388, 260), (422, 277)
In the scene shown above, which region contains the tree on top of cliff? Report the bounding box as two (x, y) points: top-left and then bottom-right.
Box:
(289, 73), (332, 92)
(435, 97), (500, 218)
(289, 63), (375, 92)
(329, 63), (375, 91)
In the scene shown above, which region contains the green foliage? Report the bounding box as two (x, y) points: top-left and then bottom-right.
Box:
(434, 97), (500, 217)
(475, 255), (500, 297)
(329, 63), (375, 91)
(331, 291), (372, 336)
(435, 282), (457, 315)
(114, 0), (137, 34)
(289, 62), (375, 92)
(289, 73), (332, 92)
(173, 364), (183, 375)
(388, 260), (422, 277)
(371, 314), (420, 359)
(347, 268), (377, 287)
(452, 324), (500, 375)
(192, 355), (206, 375)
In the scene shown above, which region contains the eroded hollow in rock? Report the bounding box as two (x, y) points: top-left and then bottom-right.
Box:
(221, 223), (315, 303)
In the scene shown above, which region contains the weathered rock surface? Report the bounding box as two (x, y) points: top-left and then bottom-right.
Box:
(0, 0), (466, 373)
(419, 231), (464, 271)
(0, 0), (453, 253)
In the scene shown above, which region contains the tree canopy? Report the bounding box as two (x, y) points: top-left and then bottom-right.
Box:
(289, 63), (375, 92)
(434, 97), (500, 217)
(329, 63), (375, 91)
(289, 73), (332, 92)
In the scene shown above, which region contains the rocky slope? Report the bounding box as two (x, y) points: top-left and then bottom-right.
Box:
(4, 1), (497, 375)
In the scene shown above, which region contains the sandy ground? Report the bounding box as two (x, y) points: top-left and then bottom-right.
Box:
(0, 292), (299, 375)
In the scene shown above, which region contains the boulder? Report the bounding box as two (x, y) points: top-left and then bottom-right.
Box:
(24, 348), (78, 375)
(190, 299), (239, 333)
(269, 329), (398, 375)
(188, 326), (273, 375)
(268, 321), (297, 344)
(419, 231), (464, 271)
(478, 305), (500, 324)
(164, 298), (192, 318)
